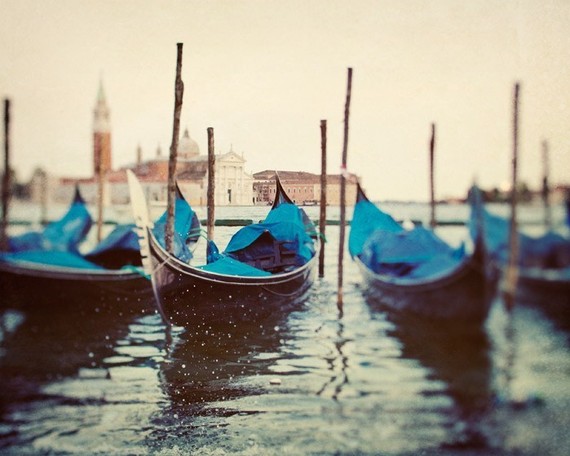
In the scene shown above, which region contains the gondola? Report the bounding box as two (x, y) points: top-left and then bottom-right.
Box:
(475, 200), (570, 321)
(128, 170), (318, 328)
(0, 186), (200, 309)
(348, 183), (492, 324)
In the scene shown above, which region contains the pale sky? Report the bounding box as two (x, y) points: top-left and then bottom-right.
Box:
(1, 0), (569, 201)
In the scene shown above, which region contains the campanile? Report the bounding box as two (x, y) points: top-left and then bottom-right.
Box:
(93, 81), (111, 176)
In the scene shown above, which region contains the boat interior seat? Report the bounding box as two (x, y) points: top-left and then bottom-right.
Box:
(244, 239), (298, 273)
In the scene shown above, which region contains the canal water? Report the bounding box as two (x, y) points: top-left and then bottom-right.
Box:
(1, 202), (569, 455)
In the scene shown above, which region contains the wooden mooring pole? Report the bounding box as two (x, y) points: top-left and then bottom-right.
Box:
(40, 170), (48, 225)
(429, 123), (436, 229)
(96, 156), (105, 242)
(504, 82), (520, 310)
(318, 119), (327, 278)
(165, 43), (184, 254)
(1, 99), (10, 251)
(207, 127), (215, 240)
(337, 68), (353, 310)
(541, 139), (552, 230)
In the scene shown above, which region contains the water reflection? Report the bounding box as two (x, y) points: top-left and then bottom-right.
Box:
(366, 299), (496, 450)
(315, 312), (349, 401)
(0, 299), (153, 451)
(155, 305), (298, 414)
(517, 293), (570, 338)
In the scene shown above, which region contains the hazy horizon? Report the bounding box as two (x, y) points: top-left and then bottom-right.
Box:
(2, 0), (569, 202)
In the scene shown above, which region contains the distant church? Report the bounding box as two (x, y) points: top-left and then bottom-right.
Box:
(56, 82), (254, 206)
(126, 130), (254, 206)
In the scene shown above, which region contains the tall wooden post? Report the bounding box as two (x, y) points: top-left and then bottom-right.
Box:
(96, 159), (105, 242)
(1, 99), (10, 251)
(429, 123), (436, 229)
(504, 82), (520, 310)
(541, 139), (551, 230)
(40, 171), (48, 225)
(318, 119), (327, 278)
(165, 43), (184, 253)
(337, 68), (353, 310)
(207, 127), (215, 240)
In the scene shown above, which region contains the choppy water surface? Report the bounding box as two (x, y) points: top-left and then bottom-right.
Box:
(1, 203), (569, 455)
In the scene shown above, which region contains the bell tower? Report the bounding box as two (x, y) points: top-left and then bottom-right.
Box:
(93, 80), (111, 176)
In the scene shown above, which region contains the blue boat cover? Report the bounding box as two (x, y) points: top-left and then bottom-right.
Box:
(199, 201), (316, 276)
(472, 204), (570, 269)
(226, 221), (315, 264)
(152, 188), (201, 263)
(198, 255), (271, 277)
(266, 201), (317, 237)
(348, 198), (402, 258)
(202, 238), (270, 275)
(0, 250), (104, 270)
(350, 187), (468, 280)
(84, 223), (142, 269)
(8, 187), (92, 254)
(359, 226), (465, 278)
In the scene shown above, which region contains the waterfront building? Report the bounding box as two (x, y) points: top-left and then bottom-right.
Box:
(253, 170), (358, 206)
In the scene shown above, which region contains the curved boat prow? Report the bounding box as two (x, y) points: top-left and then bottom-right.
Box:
(128, 170), (171, 323)
(271, 173), (317, 237)
(356, 181), (369, 204)
(126, 170), (153, 277)
(271, 173), (294, 209)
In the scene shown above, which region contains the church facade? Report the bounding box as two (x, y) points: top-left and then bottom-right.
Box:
(127, 131), (254, 207)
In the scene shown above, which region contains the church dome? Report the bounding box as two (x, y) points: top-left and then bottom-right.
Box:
(178, 128), (200, 158)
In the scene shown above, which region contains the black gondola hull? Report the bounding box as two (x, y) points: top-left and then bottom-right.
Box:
(148, 232), (316, 328)
(0, 261), (153, 313)
(356, 256), (493, 324)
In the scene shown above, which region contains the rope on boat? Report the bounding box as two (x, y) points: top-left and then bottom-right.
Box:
(261, 286), (307, 298)
(315, 231), (327, 243)
(150, 256), (171, 276)
(122, 265), (151, 280)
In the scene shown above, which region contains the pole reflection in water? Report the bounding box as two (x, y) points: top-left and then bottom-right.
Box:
(315, 285), (349, 401)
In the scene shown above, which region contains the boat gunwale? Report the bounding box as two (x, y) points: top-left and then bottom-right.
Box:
(354, 254), (482, 292)
(148, 227), (318, 287)
(0, 258), (147, 282)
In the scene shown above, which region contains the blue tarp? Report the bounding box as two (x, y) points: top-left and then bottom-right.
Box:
(198, 255), (271, 277)
(349, 188), (468, 280)
(1, 223), (142, 271)
(86, 224), (139, 256)
(361, 226), (463, 264)
(8, 187), (92, 254)
(264, 202), (317, 236)
(0, 250), (104, 270)
(348, 199), (402, 258)
(225, 221), (315, 266)
(152, 189), (201, 263)
(359, 226), (465, 278)
(1, 185), (200, 272)
(84, 223), (142, 269)
(198, 201), (316, 276)
(472, 205), (570, 269)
